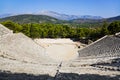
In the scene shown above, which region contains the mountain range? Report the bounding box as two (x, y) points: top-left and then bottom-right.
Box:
(0, 11), (103, 20)
(38, 11), (103, 20)
(0, 11), (119, 25)
(0, 14), (62, 24)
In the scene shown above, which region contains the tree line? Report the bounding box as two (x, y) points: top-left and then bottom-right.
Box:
(1, 20), (120, 41)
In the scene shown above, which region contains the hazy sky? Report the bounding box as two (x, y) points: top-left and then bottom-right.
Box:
(0, 0), (120, 18)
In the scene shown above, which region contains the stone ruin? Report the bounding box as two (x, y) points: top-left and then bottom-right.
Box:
(78, 35), (120, 59)
(0, 24), (13, 37)
(0, 24), (120, 80)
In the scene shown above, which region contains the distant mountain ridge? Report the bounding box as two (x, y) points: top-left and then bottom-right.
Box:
(71, 15), (120, 23)
(0, 14), (13, 18)
(0, 13), (119, 25)
(107, 15), (120, 22)
(0, 11), (103, 20)
(0, 14), (62, 24)
(39, 11), (103, 20)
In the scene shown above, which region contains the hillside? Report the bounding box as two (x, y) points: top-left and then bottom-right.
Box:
(107, 15), (120, 22)
(0, 14), (104, 28)
(0, 14), (63, 24)
(0, 14), (120, 28)
(70, 15), (120, 24)
(0, 11), (103, 20)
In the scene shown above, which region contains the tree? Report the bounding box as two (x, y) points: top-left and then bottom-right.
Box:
(1, 20), (23, 33)
(30, 23), (40, 38)
(100, 21), (109, 36)
(1, 20), (111, 40)
(107, 21), (120, 34)
(21, 24), (30, 37)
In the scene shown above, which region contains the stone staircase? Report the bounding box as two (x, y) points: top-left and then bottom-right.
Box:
(78, 35), (120, 59)
(0, 24), (13, 37)
(0, 24), (120, 80)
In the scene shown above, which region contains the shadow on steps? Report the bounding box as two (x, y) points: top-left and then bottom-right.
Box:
(0, 70), (120, 80)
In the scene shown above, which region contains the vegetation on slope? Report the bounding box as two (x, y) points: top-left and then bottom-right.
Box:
(0, 14), (105, 28)
(0, 14), (120, 28)
(0, 14), (120, 41)
(0, 14), (64, 24)
(107, 16), (120, 22)
(1, 20), (120, 41)
(107, 21), (120, 34)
